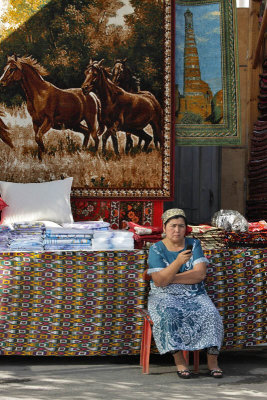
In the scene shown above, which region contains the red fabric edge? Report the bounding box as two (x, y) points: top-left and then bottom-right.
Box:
(152, 201), (164, 226)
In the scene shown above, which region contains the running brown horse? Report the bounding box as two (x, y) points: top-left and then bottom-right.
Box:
(112, 59), (152, 153)
(82, 59), (163, 155)
(0, 110), (14, 148)
(0, 55), (102, 160)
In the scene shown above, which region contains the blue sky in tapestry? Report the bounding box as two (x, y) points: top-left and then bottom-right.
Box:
(175, 2), (222, 97)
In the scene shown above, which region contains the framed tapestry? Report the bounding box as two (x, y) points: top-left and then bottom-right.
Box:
(175, 0), (241, 145)
(0, 0), (174, 200)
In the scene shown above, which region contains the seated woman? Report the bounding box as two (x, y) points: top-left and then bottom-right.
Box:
(147, 208), (224, 379)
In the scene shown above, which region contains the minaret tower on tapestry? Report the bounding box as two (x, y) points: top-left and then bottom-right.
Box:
(177, 9), (212, 123)
(183, 9), (201, 95)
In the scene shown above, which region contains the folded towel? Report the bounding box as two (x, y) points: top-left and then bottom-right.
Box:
(127, 221), (163, 235)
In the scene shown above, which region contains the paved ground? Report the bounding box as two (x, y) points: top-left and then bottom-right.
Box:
(0, 348), (266, 399)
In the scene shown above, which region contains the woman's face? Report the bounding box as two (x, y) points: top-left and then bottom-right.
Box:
(164, 217), (186, 242)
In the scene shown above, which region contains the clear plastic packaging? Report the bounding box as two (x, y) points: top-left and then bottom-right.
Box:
(92, 229), (134, 250)
(112, 230), (134, 238)
(211, 209), (249, 232)
(93, 231), (113, 238)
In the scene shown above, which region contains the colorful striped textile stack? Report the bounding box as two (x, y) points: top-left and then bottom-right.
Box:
(224, 220), (267, 248)
(188, 225), (226, 250)
(224, 230), (267, 248)
(247, 58), (267, 221)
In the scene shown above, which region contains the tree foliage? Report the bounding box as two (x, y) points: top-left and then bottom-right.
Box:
(0, 0), (165, 105)
(180, 112), (204, 125)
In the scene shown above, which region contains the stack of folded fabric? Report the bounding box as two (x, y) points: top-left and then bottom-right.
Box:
(91, 230), (134, 250)
(0, 225), (11, 251)
(127, 222), (163, 249)
(224, 220), (267, 248)
(247, 59), (267, 221)
(248, 220), (267, 231)
(188, 225), (226, 250)
(62, 221), (110, 231)
(9, 222), (45, 251)
(44, 227), (93, 251)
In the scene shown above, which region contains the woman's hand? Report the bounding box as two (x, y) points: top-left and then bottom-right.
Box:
(151, 249), (193, 287)
(176, 249), (192, 265)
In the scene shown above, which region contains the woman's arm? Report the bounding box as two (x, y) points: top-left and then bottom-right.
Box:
(171, 262), (207, 284)
(151, 250), (192, 287)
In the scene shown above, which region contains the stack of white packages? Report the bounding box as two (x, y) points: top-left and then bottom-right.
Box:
(92, 230), (134, 250)
(45, 221), (112, 251)
(44, 228), (93, 251)
(0, 225), (11, 251)
(91, 231), (113, 250)
(9, 222), (45, 251)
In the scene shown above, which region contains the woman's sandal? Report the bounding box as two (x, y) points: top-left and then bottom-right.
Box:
(209, 369), (223, 378)
(177, 370), (191, 379)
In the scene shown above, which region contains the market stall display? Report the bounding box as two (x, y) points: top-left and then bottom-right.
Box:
(0, 248), (265, 356)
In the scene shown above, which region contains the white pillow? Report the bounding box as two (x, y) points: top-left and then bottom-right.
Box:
(0, 178), (74, 225)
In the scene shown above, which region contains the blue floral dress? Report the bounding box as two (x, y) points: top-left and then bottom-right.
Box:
(147, 238), (224, 354)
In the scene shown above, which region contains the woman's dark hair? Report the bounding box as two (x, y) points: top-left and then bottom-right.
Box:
(164, 214), (188, 227)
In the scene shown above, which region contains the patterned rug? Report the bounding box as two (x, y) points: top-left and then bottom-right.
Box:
(175, 0), (240, 145)
(205, 248), (267, 349)
(71, 199), (163, 229)
(0, 250), (148, 356)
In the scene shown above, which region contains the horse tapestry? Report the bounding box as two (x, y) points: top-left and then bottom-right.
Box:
(0, 0), (174, 200)
(175, 0), (241, 145)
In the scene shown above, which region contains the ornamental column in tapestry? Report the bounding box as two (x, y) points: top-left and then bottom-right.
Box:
(178, 9), (213, 123)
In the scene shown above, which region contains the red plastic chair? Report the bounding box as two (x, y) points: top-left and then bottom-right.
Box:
(137, 270), (200, 374)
